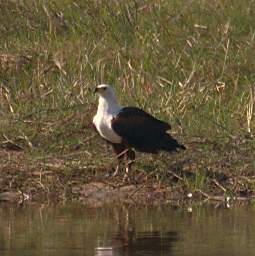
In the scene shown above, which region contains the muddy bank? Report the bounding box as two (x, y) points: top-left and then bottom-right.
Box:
(0, 140), (254, 206)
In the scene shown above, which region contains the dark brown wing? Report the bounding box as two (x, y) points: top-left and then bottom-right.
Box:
(111, 107), (171, 153)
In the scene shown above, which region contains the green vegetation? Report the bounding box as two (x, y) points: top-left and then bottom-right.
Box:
(0, 0), (254, 203)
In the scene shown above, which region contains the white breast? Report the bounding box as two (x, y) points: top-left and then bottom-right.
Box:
(93, 92), (123, 144)
(93, 114), (122, 144)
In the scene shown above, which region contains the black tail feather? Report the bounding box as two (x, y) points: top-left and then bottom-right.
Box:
(159, 134), (186, 152)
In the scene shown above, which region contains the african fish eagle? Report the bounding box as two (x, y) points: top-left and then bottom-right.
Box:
(93, 84), (186, 175)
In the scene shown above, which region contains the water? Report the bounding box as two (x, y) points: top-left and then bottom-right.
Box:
(0, 203), (254, 256)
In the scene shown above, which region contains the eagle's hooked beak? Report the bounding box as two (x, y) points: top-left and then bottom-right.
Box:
(94, 87), (99, 93)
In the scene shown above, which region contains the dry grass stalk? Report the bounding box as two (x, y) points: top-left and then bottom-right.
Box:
(247, 85), (254, 135)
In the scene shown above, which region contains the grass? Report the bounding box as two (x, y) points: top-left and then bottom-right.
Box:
(0, 0), (254, 203)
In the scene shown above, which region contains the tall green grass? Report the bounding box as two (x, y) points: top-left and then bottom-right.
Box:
(0, 0), (254, 163)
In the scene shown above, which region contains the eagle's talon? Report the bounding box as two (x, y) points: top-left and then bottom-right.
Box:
(122, 173), (129, 182)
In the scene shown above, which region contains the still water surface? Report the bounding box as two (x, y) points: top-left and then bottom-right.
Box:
(0, 204), (254, 256)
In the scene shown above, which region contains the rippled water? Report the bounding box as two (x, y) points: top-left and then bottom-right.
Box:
(0, 203), (254, 256)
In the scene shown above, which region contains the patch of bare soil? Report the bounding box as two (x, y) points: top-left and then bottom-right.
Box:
(0, 138), (254, 207)
(0, 148), (180, 207)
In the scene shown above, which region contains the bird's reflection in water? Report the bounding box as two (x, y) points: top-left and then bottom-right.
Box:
(95, 230), (178, 256)
(95, 207), (178, 255)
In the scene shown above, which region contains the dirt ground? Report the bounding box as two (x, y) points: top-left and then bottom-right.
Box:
(0, 136), (254, 207)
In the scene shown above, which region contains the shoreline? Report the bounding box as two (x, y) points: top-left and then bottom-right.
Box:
(1, 144), (254, 207)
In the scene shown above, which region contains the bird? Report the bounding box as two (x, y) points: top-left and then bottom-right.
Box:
(92, 84), (186, 176)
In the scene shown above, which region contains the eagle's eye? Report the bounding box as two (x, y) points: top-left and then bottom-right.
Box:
(102, 87), (107, 91)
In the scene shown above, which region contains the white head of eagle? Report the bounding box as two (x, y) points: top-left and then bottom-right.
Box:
(93, 84), (185, 174)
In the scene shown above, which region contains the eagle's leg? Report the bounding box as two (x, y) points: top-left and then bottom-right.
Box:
(112, 143), (126, 176)
(112, 143), (135, 177)
(124, 149), (135, 175)
(113, 165), (120, 177)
